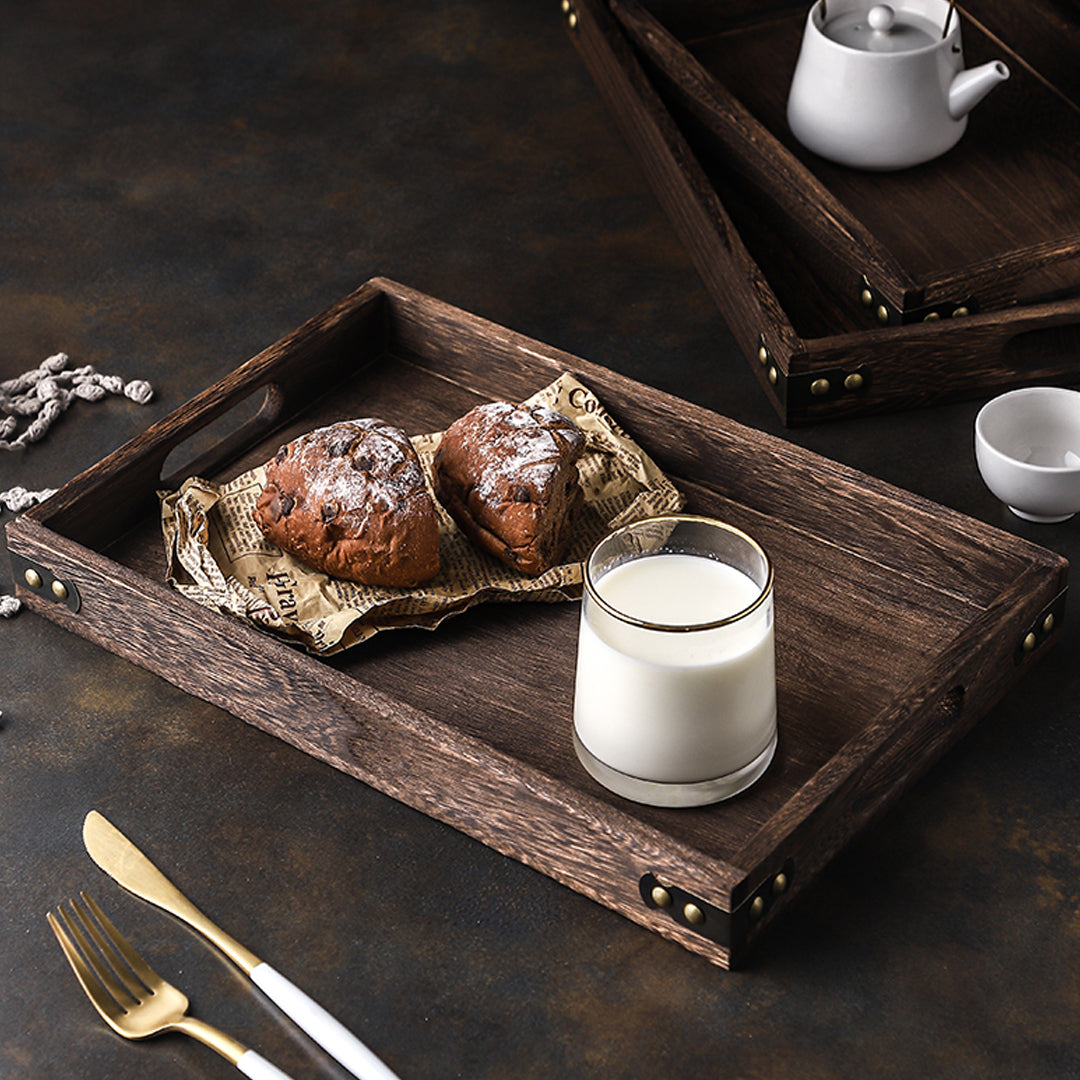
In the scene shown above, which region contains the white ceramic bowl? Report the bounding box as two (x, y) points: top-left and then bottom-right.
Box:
(975, 387), (1080, 522)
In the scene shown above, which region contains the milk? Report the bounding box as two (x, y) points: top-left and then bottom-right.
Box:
(573, 552), (776, 787)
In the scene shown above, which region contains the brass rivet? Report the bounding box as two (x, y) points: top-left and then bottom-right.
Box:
(844, 372), (864, 391)
(567, 9), (577, 27)
(860, 288), (873, 307)
(757, 344), (769, 365)
(767, 366), (778, 386)
(750, 896), (765, 920)
(810, 377), (830, 397)
(876, 305), (890, 324)
(683, 903), (705, 925)
(1042, 613), (1055, 635)
(51, 580), (68, 601)
(923, 311), (941, 322)
(952, 306), (969, 317)
(561, 0), (570, 9)
(1023, 631), (1037, 652)
(24, 568), (43, 589)
(651, 886), (672, 909)
(772, 873), (788, 895)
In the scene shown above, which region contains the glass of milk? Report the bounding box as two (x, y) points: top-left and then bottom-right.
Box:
(573, 515), (777, 807)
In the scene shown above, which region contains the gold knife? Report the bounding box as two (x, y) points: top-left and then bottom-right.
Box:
(82, 810), (401, 1080)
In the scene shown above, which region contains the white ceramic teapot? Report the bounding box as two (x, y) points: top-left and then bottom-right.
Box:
(786, 0), (1010, 170)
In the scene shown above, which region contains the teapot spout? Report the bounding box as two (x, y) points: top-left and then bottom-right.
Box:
(949, 61), (1010, 120)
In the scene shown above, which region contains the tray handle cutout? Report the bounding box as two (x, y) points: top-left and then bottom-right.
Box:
(160, 383), (285, 490)
(1003, 321), (1080, 372)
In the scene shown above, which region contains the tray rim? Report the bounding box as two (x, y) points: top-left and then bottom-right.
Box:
(6, 276), (1069, 967)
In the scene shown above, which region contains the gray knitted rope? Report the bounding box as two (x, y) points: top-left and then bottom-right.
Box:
(1, 353), (154, 617)
(1, 351), (153, 450)
(1, 485), (57, 513)
(1, 487), (58, 617)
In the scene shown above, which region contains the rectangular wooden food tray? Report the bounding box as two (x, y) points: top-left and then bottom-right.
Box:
(5, 279), (1068, 967)
(566, 0), (1080, 423)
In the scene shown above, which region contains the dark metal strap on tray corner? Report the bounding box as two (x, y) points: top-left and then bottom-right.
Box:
(859, 275), (978, 326)
(640, 859), (794, 952)
(8, 550), (81, 613)
(756, 335), (871, 411)
(1015, 588), (1067, 665)
(787, 365), (873, 409)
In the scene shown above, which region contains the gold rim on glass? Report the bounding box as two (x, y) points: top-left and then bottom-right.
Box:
(582, 514), (774, 633)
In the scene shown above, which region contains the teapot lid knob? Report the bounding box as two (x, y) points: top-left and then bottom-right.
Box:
(868, 4), (896, 31)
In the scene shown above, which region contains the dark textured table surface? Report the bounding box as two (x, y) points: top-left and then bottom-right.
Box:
(3, 2), (1079, 1078)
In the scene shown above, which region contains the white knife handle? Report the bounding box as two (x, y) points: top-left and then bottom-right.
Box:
(251, 962), (402, 1080)
(237, 1049), (296, 1080)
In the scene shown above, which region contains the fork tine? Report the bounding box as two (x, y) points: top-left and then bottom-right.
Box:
(77, 892), (160, 994)
(47, 910), (101, 996)
(57, 899), (141, 1011)
(47, 909), (131, 1020)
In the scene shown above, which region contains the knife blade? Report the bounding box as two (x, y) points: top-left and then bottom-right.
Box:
(82, 810), (402, 1080)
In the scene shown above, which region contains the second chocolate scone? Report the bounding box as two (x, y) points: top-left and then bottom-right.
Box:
(433, 401), (586, 576)
(253, 419), (440, 587)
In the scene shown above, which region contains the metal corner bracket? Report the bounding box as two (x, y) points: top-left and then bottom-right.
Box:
(640, 859), (794, 952)
(756, 335), (871, 410)
(9, 550), (81, 613)
(1016, 587), (1066, 664)
(859, 274), (978, 326)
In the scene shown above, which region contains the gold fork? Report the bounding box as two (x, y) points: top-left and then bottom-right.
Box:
(47, 892), (294, 1079)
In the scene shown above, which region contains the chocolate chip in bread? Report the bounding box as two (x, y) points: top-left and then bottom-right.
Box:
(253, 418), (440, 587)
(432, 400), (586, 576)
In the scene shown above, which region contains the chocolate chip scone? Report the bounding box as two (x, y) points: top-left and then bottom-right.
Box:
(432, 401), (586, 576)
(253, 419), (440, 587)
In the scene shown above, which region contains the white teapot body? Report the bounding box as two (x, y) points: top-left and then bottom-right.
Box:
(786, 0), (1009, 170)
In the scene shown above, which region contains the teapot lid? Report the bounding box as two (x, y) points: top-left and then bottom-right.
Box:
(823, 4), (940, 52)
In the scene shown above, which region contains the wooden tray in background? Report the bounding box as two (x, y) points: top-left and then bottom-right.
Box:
(616, 0), (1080, 317)
(5, 279), (1068, 967)
(565, 0), (1080, 423)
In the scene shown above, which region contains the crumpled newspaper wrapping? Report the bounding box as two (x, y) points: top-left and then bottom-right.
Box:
(160, 373), (684, 654)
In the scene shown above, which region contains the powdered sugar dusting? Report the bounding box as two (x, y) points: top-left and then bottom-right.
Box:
(289, 420), (423, 516)
(464, 402), (580, 501)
